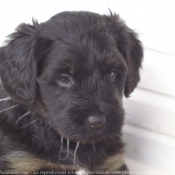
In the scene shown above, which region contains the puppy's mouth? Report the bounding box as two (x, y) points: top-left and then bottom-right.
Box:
(58, 126), (107, 145)
(58, 133), (121, 168)
(64, 134), (106, 145)
(58, 135), (101, 168)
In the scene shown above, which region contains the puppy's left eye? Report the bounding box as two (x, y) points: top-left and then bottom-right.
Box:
(57, 74), (73, 87)
(110, 70), (117, 80)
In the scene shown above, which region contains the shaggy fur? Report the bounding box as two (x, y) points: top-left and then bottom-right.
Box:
(0, 11), (143, 174)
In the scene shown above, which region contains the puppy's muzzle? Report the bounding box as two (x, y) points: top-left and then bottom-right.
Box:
(85, 115), (106, 129)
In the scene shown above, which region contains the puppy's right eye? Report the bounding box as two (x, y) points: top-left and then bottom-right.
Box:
(57, 74), (73, 87)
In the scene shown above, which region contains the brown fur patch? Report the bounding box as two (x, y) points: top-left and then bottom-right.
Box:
(4, 151), (83, 172)
(98, 153), (124, 171)
(4, 151), (123, 173)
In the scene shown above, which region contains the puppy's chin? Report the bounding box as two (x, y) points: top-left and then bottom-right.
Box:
(55, 125), (120, 145)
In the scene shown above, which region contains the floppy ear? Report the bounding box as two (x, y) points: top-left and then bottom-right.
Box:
(0, 21), (53, 104)
(123, 31), (143, 97)
(105, 13), (143, 97)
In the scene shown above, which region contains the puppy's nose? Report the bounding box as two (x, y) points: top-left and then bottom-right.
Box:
(86, 115), (106, 129)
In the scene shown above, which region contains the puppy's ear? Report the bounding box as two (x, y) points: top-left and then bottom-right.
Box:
(123, 31), (143, 97)
(0, 21), (52, 104)
(105, 13), (143, 97)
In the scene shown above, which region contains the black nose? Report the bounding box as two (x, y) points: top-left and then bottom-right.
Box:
(86, 115), (106, 129)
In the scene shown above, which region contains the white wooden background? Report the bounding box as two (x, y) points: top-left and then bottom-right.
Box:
(0, 1), (175, 174)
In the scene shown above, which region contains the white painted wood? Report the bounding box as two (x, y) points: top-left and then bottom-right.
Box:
(125, 158), (170, 175)
(123, 125), (175, 175)
(138, 49), (175, 97)
(124, 88), (175, 138)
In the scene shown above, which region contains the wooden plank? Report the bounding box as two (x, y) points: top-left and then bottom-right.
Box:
(138, 49), (175, 97)
(123, 125), (175, 175)
(124, 88), (175, 138)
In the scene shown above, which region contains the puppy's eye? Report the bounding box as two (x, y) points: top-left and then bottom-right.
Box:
(110, 70), (116, 80)
(57, 74), (73, 87)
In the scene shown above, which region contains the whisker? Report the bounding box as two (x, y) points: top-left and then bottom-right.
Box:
(93, 141), (96, 153)
(0, 104), (19, 114)
(112, 133), (121, 138)
(59, 137), (70, 160)
(109, 136), (122, 144)
(66, 138), (70, 159)
(20, 119), (38, 128)
(59, 135), (64, 160)
(73, 142), (80, 169)
(0, 97), (11, 102)
(14, 111), (31, 125)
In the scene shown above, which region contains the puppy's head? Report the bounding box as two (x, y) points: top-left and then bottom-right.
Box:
(0, 11), (143, 144)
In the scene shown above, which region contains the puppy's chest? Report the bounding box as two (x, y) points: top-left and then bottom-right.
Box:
(3, 149), (124, 173)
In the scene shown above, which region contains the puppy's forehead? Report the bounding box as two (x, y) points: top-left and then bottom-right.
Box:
(50, 41), (123, 74)
(43, 11), (117, 51)
(42, 12), (126, 74)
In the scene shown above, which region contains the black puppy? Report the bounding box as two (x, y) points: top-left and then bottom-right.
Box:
(0, 11), (143, 174)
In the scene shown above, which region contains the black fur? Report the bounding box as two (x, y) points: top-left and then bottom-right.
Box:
(0, 11), (143, 173)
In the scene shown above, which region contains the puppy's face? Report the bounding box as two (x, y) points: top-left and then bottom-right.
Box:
(0, 12), (143, 144)
(37, 39), (127, 143)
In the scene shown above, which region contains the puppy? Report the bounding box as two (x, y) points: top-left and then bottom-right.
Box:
(0, 11), (143, 174)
